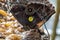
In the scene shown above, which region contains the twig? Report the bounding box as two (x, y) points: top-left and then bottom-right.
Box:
(51, 0), (60, 40)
